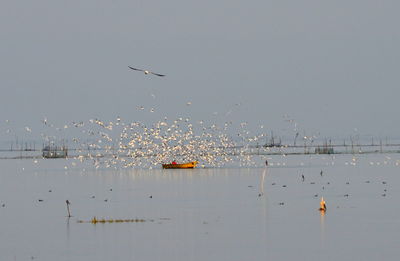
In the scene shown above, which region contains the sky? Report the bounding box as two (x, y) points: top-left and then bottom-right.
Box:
(1, 0), (400, 144)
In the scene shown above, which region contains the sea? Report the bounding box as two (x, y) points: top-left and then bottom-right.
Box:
(0, 153), (399, 261)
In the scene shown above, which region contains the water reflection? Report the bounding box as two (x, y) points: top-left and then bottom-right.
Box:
(66, 216), (72, 259)
(258, 167), (267, 197)
(66, 217), (71, 239)
(320, 209), (326, 244)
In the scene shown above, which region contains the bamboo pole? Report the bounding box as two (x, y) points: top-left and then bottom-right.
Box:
(66, 200), (71, 217)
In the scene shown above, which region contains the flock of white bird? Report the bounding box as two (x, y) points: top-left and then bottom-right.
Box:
(1, 65), (398, 169)
(16, 116), (265, 169)
(3, 114), (400, 170)
(85, 117), (267, 169)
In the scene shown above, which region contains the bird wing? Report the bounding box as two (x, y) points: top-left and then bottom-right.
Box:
(150, 72), (166, 77)
(128, 66), (144, 72)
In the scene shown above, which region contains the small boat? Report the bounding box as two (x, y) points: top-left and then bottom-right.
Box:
(162, 161), (198, 169)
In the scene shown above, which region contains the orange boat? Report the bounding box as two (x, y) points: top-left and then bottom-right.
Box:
(162, 161), (198, 169)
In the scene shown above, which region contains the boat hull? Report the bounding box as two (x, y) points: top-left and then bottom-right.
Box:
(162, 161), (198, 169)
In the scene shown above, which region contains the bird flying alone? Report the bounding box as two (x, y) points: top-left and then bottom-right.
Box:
(128, 66), (165, 77)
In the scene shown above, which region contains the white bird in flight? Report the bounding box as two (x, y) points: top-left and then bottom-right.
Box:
(128, 66), (165, 77)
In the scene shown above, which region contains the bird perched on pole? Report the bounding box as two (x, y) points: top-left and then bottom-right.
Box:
(128, 66), (166, 77)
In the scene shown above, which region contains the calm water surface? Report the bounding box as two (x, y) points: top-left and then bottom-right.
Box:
(0, 154), (399, 261)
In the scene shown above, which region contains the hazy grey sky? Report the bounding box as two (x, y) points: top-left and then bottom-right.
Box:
(1, 0), (399, 140)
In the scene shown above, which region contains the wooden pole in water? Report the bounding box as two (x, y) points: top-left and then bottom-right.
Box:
(66, 200), (71, 217)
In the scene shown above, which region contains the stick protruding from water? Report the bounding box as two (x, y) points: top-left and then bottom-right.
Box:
(66, 200), (72, 217)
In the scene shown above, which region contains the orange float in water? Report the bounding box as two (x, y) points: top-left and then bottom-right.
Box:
(319, 197), (326, 211)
